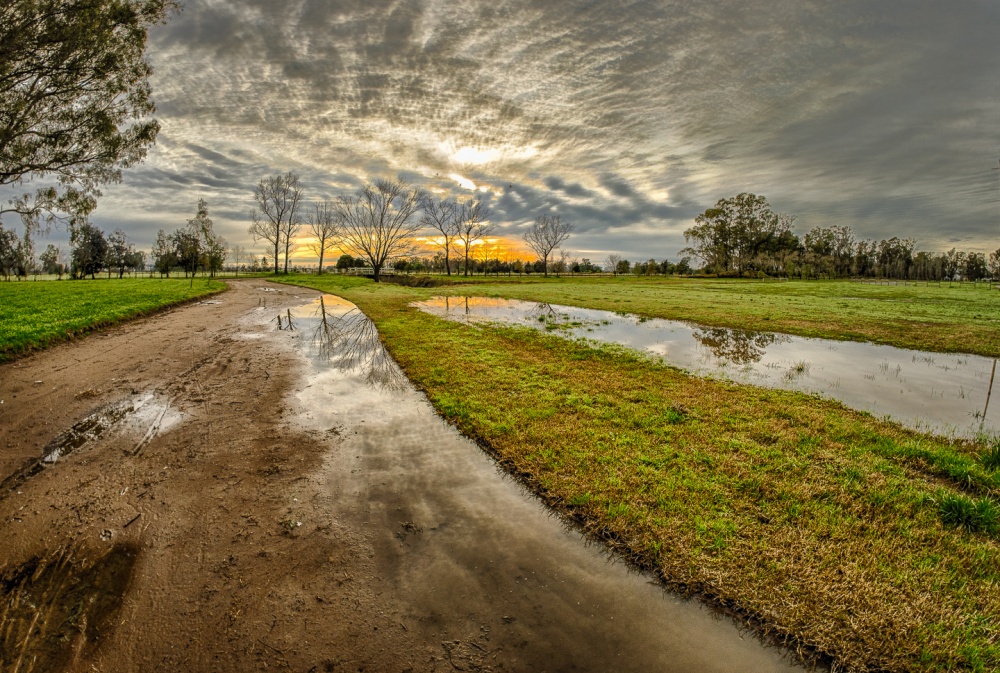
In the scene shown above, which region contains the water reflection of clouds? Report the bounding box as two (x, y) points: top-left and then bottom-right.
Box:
(413, 296), (999, 438)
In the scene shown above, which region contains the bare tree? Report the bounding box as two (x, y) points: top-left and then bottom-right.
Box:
(455, 198), (494, 277)
(523, 214), (573, 277)
(333, 178), (423, 282)
(308, 201), (339, 274)
(249, 172), (303, 274)
(230, 245), (246, 277)
(605, 253), (622, 276)
(419, 195), (460, 275)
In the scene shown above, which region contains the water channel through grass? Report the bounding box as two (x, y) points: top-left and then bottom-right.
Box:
(414, 296), (999, 439)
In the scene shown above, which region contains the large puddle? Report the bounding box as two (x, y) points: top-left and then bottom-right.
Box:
(413, 296), (999, 438)
(281, 295), (816, 672)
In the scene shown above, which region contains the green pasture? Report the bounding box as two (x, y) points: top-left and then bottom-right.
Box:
(282, 273), (1000, 672)
(0, 277), (225, 361)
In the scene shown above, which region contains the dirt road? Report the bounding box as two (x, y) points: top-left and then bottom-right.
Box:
(0, 280), (808, 672)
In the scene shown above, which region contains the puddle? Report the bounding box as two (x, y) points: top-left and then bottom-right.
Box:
(414, 297), (1000, 438)
(0, 394), (181, 498)
(0, 543), (139, 673)
(281, 295), (815, 672)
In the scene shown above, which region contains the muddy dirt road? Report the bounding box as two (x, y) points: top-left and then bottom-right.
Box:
(0, 280), (810, 672)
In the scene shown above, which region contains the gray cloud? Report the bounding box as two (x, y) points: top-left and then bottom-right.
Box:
(65, 0), (1000, 258)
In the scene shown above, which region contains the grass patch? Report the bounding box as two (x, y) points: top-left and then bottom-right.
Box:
(280, 274), (1000, 672)
(0, 277), (226, 361)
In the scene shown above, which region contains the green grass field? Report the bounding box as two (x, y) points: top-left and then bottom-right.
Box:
(401, 275), (1000, 357)
(282, 274), (1000, 673)
(0, 277), (226, 361)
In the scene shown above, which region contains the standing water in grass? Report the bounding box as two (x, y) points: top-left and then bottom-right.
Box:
(279, 295), (813, 672)
(413, 296), (999, 438)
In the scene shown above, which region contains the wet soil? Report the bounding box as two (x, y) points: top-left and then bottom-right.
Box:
(0, 280), (811, 672)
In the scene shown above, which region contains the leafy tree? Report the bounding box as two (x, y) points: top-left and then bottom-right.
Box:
(989, 248), (1000, 279)
(333, 178), (423, 282)
(188, 199), (226, 277)
(0, 227), (17, 279)
(682, 193), (793, 276)
(0, 0), (176, 231)
(523, 214), (573, 277)
(151, 228), (175, 277)
(39, 243), (64, 278)
(106, 228), (133, 278)
(615, 259), (631, 276)
(336, 253), (356, 270)
(70, 222), (107, 278)
(170, 228), (200, 278)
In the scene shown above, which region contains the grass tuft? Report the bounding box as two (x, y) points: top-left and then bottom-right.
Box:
(938, 493), (999, 535)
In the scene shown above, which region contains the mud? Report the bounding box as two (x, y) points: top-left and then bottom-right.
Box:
(0, 281), (815, 672)
(414, 296), (1000, 437)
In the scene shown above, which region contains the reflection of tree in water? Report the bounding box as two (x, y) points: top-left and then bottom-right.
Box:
(310, 297), (407, 390)
(527, 302), (559, 322)
(692, 327), (788, 366)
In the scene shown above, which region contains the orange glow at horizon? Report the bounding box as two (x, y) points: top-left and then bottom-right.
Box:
(283, 235), (535, 263)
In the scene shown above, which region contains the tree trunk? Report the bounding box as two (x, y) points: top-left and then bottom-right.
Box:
(273, 240), (280, 274)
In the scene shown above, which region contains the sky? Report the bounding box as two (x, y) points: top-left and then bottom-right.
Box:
(24, 0), (1000, 263)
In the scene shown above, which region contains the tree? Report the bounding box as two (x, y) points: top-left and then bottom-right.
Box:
(336, 253), (356, 270)
(523, 214), (573, 277)
(106, 228), (133, 278)
(419, 195), (460, 275)
(454, 198), (494, 277)
(989, 248), (1000, 280)
(70, 222), (107, 278)
(308, 201), (338, 274)
(188, 199), (226, 277)
(333, 178), (423, 282)
(605, 253), (622, 276)
(230, 244), (247, 277)
(249, 172), (303, 274)
(40, 243), (64, 278)
(682, 193), (792, 276)
(151, 228), (174, 277)
(0, 0), (176, 231)
(170, 228), (200, 278)
(0, 228), (17, 279)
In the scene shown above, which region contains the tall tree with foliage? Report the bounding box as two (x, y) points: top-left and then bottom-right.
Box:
(333, 178), (423, 283)
(682, 193), (793, 276)
(0, 0), (176, 232)
(188, 198), (226, 277)
(70, 222), (107, 278)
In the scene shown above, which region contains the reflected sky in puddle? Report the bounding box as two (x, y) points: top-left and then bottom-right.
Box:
(280, 295), (812, 672)
(413, 296), (999, 438)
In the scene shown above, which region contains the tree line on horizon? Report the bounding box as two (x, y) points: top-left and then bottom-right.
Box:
(681, 193), (1000, 281)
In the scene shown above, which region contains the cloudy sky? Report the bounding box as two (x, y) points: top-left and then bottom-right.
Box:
(48, 0), (1000, 261)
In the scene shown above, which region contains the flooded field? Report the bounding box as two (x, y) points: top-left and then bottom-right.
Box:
(279, 295), (817, 672)
(414, 296), (999, 438)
